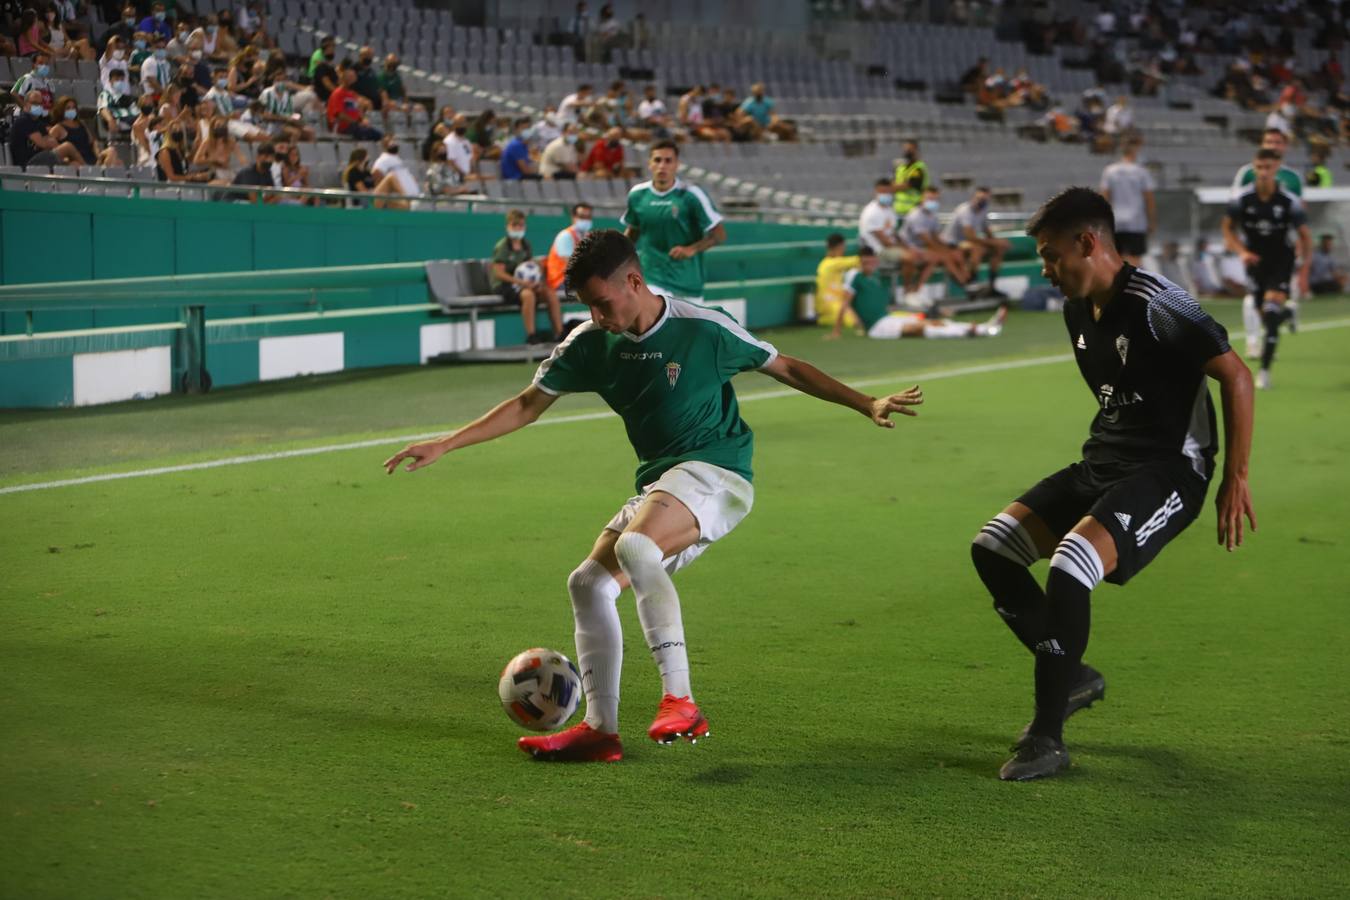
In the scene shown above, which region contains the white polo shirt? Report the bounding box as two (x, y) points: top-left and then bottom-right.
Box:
(857, 198), (898, 253)
(442, 132), (474, 179)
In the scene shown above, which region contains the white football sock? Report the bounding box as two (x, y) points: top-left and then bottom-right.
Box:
(567, 559), (622, 733)
(1242, 293), (1261, 349)
(923, 321), (975, 339)
(614, 531), (693, 700)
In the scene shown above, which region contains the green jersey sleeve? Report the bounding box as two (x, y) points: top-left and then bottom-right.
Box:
(532, 325), (598, 395)
(619, 189), (639, 229)
(713, 312), (777, 377)
(686, 184), (723, 234)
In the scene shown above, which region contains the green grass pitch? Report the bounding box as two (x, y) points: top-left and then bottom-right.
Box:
(3, 300), (1348, 898)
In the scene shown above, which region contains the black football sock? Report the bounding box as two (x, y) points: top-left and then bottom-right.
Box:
(1261, 305), (1283, 370)
(971, 543), (1047, 653)
(1029, 567), (1093, 741)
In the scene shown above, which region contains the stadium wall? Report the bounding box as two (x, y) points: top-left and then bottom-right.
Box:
(0, 192), (834, 407)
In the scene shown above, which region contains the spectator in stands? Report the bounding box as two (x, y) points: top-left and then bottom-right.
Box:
(193, 118), (247, 185)
(99, 4), (139, 55)
(1309, 234), (1347, 295)
(563, 1), (590, 62)
(467, 109), (499, 161)
(500, 117), (541, 181)
(50, 105), (115, 166)
(195, 14), (236, 63)
(100, 35), (131, 90)
(1102, 94), (1133, 146)
(227, 46), (263, 99)
(637, 84), (673, 139)
(138, 3), (172, 41)
(131, 96), (160, 167)
(166, 18), (192, 59)
(631, 12), (650, 50)
(540, 123), (580, 180)
(558, 83), (593, 125)
(12, 52), (54, 109)
(544, 203), (593, 294)
(140, 39), (174, 100)
(593, 3), (628, 64)
(370, 137), (417, 210)
(352, 46), (384, 116)
(442, 113), (477, 183)
(327, 64), (382, 141)
(1188, 237), (1244, 298)
(892, 139), (929, 217)
(10, 91), (83, 167)
(943, 186), (1009, 299)
(490, 209), (562, 344)
(156, 125), (212, 183)
(342, 146), (375, 197)
(530, 106), (563, 153)
(600, 80), (648, 142)
(98, 68), (139, 136)
(960, 57), (989, 94)
(1099, 136), (1155, 266)
(678, 84), (730, 142)
(307, 35), (335, 79)
(16, 7), (56, 57)
(740, 83), (796, 142)
(378, 54), (415, 128)
(49, 10), (95, 62)
(425, 142), (471, 197)
(258, 76), (313, 142)
(900, 186), (972, 294)
(581, 126), (624, 178)
(230, 140), (278, 203)
(814, 232), (860, 331)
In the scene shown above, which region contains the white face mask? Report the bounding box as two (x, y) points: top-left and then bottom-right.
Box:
(573, 218), (593, 233)
(507, 228), (526, 240)
(923, 199), (940, 212)
(30, 105), (47, 117)
(112, 49), (125, 60)
(877, 193), (893, 205)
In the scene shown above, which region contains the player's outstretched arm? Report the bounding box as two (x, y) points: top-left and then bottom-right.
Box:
(1295, 224), (1313, 294)
(760, 354), (922, 427)
(1203, 351), (1256, 551)
(382, 384), (559, 474)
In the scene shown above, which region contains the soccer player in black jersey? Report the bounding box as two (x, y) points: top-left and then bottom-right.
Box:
(970, 188), (1256, 781)
(1222, 149), (1313, 390)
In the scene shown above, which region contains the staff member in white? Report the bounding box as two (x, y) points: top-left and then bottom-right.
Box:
(858, 177), (918, 295)
(1099, 136), (1156, 266)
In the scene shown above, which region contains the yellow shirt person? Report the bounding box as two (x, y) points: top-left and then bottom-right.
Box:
(815, 235), (859, 328)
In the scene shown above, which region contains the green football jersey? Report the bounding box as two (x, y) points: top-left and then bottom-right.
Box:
(841, 267), (891, 331)
(1232, 163), (1303, 196)
(533, 297), (777, 491)
(620, 179), (723, 298)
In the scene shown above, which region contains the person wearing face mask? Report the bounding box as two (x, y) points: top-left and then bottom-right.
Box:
(441, 112), (477, 182)
(9, 90), (83, 167)
(327, 64), (382, 141)
(137, 3), (173, 41)
(892, 139), (929, 216)
(97, 69), (139, 136)
(490, 209), (563, 344)
(227, 47), (263, 98)
(531, 106), (563, 152)
(466, 109), (499, 161)
(370, 136), (417, 210)
(830, 246), (1006, 340)
(738, 82), (796, 142)
(12, 52), (55, 110)
(499, 116), (541, 181)
(351, 46), (383, 110)
(194, 118), (247, 186)
(540, 122), (581, 180)
(377, 53), (415, 129)
(229, 140), (280, 203)
(546, 203), (595, 292)
(857, 177), (917, 289)
(424, 142), (470, 197)
(582, 126), (625, 178)
(139, 38), (173, 99)
(130, 31), (154, 68)
(943, 186), (1011, 299)
(132, 96), (161, 167)
(100, 35), (131, 90)
(49, 94), (118, 166)
(899, 186), (973, 301)
(258, 76), (313, 142)
(96, 4), (139, 55)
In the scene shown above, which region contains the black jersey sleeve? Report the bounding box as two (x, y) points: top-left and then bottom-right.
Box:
(1145, 287), (1231, 367)
(1289, 194), (1308, 228)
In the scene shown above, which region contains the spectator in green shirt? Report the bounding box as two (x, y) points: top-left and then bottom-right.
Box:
(490, 209), (563, 345)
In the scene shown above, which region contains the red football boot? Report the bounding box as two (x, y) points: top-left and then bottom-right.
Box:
(647, 694), (710, 744)
(518, 723), (623, 762)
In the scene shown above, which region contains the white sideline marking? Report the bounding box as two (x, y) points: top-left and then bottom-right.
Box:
(4, 317), (1349, 497)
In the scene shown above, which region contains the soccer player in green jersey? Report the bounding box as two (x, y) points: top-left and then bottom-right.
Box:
(384, 230), (924, 762)
(621, 139), (725, 302)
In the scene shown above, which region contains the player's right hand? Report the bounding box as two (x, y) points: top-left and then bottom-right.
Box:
(1241, 250), (1261, 267)
(383, 440), (449, 474)
(869, 385), (923, 427)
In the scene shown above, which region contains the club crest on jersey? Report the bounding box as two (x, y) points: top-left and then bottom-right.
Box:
(665, 361), (681, 388)
(1076, 333), (1086, 350)
(1116, 335), (1130, 364)
(670, 204), (680, 218)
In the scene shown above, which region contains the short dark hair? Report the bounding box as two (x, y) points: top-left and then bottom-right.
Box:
(571, 202), (593, 216)
(857, 246), (877, 258)
(875, 178), (892, 189)
(1256, 148), (1281, 161)
(826, 233), (846, 248)
(975, 185), (991, 194)
(1262, 127), (1288, 138)
(506, 208), (526, 222)
(1025, 186), (1116, 242)
(565, 229), (639, 291)
(257, 142), (276, 156)
(649, 139), (678, 157)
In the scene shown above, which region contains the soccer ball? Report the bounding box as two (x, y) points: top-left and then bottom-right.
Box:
(498, 647), (581, 731)
(514, 260), (543, 285)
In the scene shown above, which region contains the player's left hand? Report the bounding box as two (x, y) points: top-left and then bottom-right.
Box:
(1297, 269), (1310, 296)
(1215, 474), (1256, 551)
(668, 245), (694, 260)
(869, 385), (923, 427)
